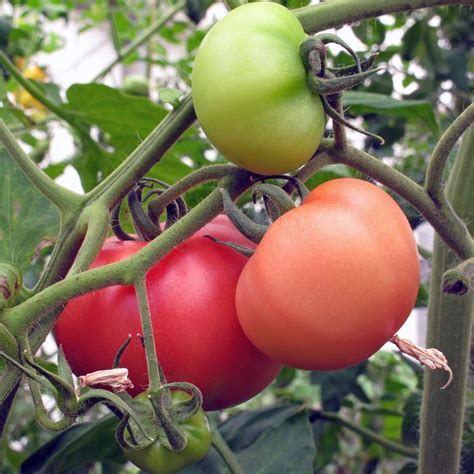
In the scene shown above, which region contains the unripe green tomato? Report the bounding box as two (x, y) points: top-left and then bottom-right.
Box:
(123, 75), (150, 97)
(192, 3), (325, 175)
(123, 391), (212, 474)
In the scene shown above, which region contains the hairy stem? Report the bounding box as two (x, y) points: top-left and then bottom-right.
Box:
(425, 104), (474, 205)
(294, 0), (474, 34)
(134, 277), (162, 391)
(419, 125), (474, 474)
(87, 94), (196, 209)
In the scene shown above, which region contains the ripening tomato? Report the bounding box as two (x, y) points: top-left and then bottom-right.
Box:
(236, 179), (420, 370)
(55, 216), (281, 410)
(192, 2), (325, 175)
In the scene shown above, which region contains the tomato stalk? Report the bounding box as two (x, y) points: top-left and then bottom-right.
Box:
(419, 125), (474, 473)
(294, 0), (473, 35)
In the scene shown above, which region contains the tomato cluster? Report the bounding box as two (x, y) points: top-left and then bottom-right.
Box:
(55, 4), (421, 472)
(55, 216), (281, 411)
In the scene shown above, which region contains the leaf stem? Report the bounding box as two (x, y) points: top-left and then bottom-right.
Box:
(316, 411), (419, 458)
(92, 1), (186, 82)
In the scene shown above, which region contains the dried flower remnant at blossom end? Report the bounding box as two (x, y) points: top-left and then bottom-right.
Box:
(78, 368), (134, 392)
(389, 334), (453, 389)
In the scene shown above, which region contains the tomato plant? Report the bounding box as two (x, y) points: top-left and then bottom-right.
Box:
(123, 391), (212, 474)
(192, 2), (325, 175)
(55, 216), (281, 411)
(236, 178), (420, 370)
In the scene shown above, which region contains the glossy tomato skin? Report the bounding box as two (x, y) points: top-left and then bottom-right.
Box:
(236, 179), (420, 370)
(192, 3), (325, 175)
(124, 391), (212, 474)
(55, 216), (281, 410)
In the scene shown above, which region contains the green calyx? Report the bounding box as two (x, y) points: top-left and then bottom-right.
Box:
(299, 34), (384, 146)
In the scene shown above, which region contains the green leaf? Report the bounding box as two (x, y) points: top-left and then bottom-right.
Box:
(0, 148), (59, 276)
(64, 83), (167, 155)
(183, 404), (316, 473)
(20, 417), (127, 474)
(311, 362), (368, 411)
(343, 91), (439, 135)
(158, 87), (182, 106)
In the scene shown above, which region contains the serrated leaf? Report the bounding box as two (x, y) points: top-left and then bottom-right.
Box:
(64, 83), (167, 156)
(19, 417), (127, 474)
(0, 147), (59, 275)
(343, 91), (439, 135)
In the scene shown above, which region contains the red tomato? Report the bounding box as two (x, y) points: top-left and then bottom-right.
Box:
(55, 216), (281, 410)
(236, 179), (420, 371)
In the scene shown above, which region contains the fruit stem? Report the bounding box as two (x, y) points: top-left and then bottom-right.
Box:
(134, 277), (163, 391)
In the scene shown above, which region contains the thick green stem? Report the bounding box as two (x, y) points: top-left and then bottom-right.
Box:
(3, 171), (253, 337)
(419, 126), (474, 474)
(93, 1), (186, 82)
(317, 411), (418, 458)
(87, 94), (196, 209)
(134, 277), (162, 391)
(425, 104), (474, 205)
(294, 0), (474, 35)
(0, 121), (81, 212)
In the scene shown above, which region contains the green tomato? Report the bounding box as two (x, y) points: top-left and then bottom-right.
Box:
(192, 2), (325, 175)
(123, 391), (212, 474)
(123, 75), (150, 97)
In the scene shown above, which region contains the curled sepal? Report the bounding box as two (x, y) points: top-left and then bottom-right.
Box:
(252, 183), (296, 222)
(76, 388), (155, 443)
(299, 37), (326, 76)
(315, 32), (362, 74)
(390, 334), (453, 389)
(113, 334), (133, 369)
(442, 258), (474, 296)
(306, 67), (383, 96)
(128, 185), (161, 241)
(220, 188), (267, 244)
(251, 174), (309, 201)
(149, 390), (187, 451)
(321, 94), (385, 145)
(329, 53), (378, 77)
(203, 235), (255, 258)
(57, 345), (74, 388)
(0, 262), (22, 309)
(161, 382), (203, 422)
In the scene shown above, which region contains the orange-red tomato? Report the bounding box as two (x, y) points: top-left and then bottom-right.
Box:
(236, 178), (420, 370)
